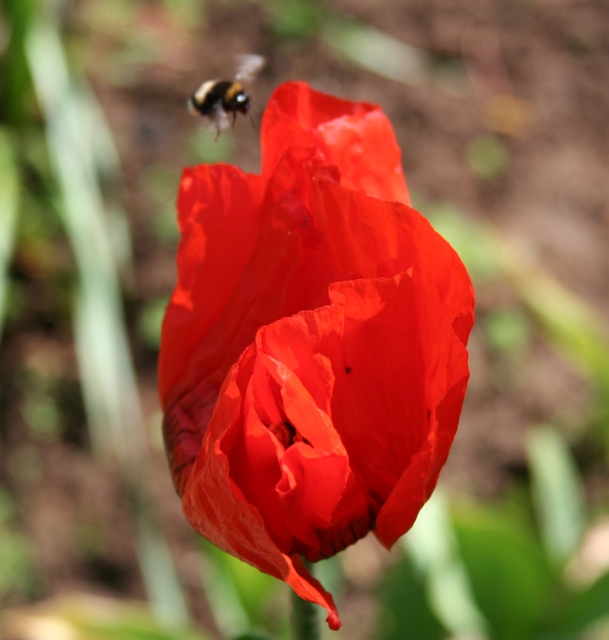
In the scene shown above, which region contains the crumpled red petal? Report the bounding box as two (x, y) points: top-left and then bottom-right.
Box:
(178, 268), (470, 627)
(158, 165), (267, 410)
(261, 81), (410, 205)
(181, 346), (342, 630)
(158, 80), (475, 631)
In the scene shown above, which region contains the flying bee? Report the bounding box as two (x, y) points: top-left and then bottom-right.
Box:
(188, 54), (266, 138)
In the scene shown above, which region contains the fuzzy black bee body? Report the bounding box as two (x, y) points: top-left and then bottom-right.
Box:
(188, 55), (265, 137)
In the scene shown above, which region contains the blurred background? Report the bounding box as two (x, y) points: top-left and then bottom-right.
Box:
(2, 0), (609, 638)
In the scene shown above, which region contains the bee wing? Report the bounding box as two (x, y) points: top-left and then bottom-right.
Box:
(188, 94), (231, 131)
(235, 54), (266, 84)
(206, 102), (231, 131)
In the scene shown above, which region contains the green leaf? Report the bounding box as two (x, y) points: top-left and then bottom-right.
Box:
(0, 128), (19, 343)
(526, 427), (586, 566)
(452, 502), (555, 640)
(557, 570), (609, 638)
(323, 19), (428, 86)
(0, 0), (37, 124)
(376, 554), (446, 640)
(201, 542), (281, 636)
(322, 18), (467, 94)
(137, 297), (169, 350)
(404, 492), (488, 638)
(24, 15), (188, 623)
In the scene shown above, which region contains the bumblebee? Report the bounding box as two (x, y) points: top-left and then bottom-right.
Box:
(188, 54), (266, 137)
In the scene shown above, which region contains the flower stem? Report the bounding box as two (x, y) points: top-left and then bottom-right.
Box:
(291, 587), (321, 640)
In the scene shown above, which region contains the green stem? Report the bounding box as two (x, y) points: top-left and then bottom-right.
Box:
(291, 584), (321, 640)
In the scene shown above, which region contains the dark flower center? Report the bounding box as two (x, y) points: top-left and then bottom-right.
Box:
(268, 420), (311, 448)
(266, 420), (375, 561)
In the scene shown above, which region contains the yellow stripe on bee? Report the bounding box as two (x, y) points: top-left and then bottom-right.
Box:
(225, 82), (243, 102)
(193, 80), (217, 105)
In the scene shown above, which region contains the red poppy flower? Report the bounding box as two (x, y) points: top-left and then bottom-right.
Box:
(158, 81), (474, 630)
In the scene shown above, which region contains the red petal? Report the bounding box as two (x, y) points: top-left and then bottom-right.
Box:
(253, 307), (371, 549)
(277, 444), (359, 548)
(158, 165), (266, 409)
(327, 275), (426, 492)
(327, 270), (471, 534)
(181, 351), (342, 630)
(375, 378), (469, 548)
(261, 81), (410, 205)
(160, 150), (471, 419)
(160, 157), (473, 507)
(224, 306), (370, 550)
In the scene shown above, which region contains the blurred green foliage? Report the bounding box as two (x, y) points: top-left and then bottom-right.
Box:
(0, 0), (189, 628)
(378, 553), (446, 640)
(0, 489), (37, 602)
(0, 595), (214, 640)
(467, 135), (509, 180)
(483, 307), (531, 356)
(379, 428), (609, 639)
(201, 541), (288, 639)
(137, 297), (169, 349)
(267, 0), (322, 41)
(20, 370), (63, 440)
(0, 128), (20, 340)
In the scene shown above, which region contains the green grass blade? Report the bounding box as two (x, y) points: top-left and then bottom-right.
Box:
(24, 17), (189, 622)
(526, 427), (586, 566)
(403, 491), (489, 638)
(200, 551), (251, 638)
(489, 234), (609, 393)
(135, 503), (191, 625)
(322, 18), (467, 94)
(451, 500), (556, 640)
(0, 0), (37, 124)
(25, 19), (138, 459)
(323, 19), (429, 86)
(429, 204), (609, 418)
(0, 128), (19, 343)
